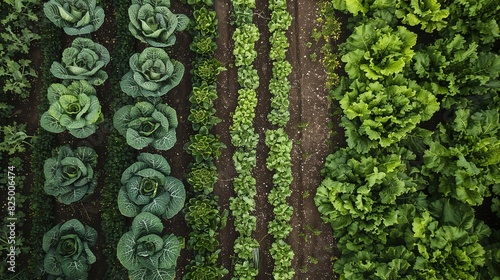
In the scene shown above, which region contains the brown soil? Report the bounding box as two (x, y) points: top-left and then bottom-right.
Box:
(11, 0), (339, 279)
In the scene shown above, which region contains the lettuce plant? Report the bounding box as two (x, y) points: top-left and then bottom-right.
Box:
(42, 219), (97, 279)
(422, 107), (500, 205)
(335, 75), (439, 153)
(113, 100), (178, 150)
(120, 47), (185, 98)
(40, 80), (103, 138)
(43, 0), (105, 35)
(117, 212), (182, 280)
(50, 37), (110, 85)
(395, 0), (449, 32)
(341, 21), (417, 80)
(118, 152), (186, 219)
(43, 145), (98, 205)
(128, 0), (189, 47)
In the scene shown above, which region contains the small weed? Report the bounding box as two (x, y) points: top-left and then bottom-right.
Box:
(306, 225), (322, 236)
(310, 52), (318, 61)
(297, 122), (309, 129)
(302, 190), (310, 198)
(300, 265), (308, 273)
(308, 256), (319, 265)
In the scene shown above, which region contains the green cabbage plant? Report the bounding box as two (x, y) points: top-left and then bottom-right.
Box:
(40, 80), (103, 138)
(128, 0), (189, 47)
(113, 100), (178, 150)
(43, 0), (105, 35)
(120, 47), (184, 98)
(50, 37), (110, 85)
(118, 152), (186, 219)
(42, 219), (97, 279)
(117, 212), (182, 280)
(44, 145), (98, 205)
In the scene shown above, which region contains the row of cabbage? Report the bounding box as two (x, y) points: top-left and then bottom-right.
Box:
(36, 1), (107, 278)
(229, 0), (261, 278)
(181, 0), (228, 278)
(111, 1), (189, 279)
(264, 0), (295, 279)
(315, 0), (500, 279)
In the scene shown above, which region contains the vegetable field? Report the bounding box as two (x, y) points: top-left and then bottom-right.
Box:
(1, 0), (499, 279)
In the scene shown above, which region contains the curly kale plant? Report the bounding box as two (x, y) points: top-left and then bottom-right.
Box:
(42, 219), (97, 279)
(117, 212), (182, 280)
(43, 145), (98, 205)
(128, 0), (189, 47)
(50, 37), (110, 85)
(113, 101), (178, 150)
(40, 80), (103, 138)
(118, 153), (186, 219)
(120, 47), (185, 98)
(43, 0), (105, 35)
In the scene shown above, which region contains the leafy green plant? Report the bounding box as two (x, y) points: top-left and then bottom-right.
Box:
(193, 7), (217, 37)
(120, 47), (185, 98)
(0, 122), (33, 155)
(422, 107), (500, 205)
(42, 219), (97, 279)
(117, 212), (183, 280)
(128, 0), (189, 47)
(186, 161), (218, 195)
(50, 37), (110, 85)
(341, 21), (417, 81)
(40, 80), (103, 138)
(0, 58), (37, 99)
(43, 0), (105, 35)
(43, 145), (98, 205)
(113, 100), (178, 150)
(184, 126), (225, 163)
(334, 75), (439, 153)
(395, 0), (449, 32)
(118, 152), (186, 219)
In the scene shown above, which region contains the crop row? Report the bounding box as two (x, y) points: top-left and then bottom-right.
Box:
(264, 0), (295, 279)
(316, 0), (500, 279)
(228, 0), (261, 278)
(182, 0), (228, 279)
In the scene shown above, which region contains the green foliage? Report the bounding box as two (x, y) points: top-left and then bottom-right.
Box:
(192, 58), (226, 85)
(0, 58), (38, 99)
(128, 0), (189, 47)
(395, 0), (449, 32)
(193, 7), (217, 37)
(113, 100), (178, 150)
(335, 75), (439, 153)
(42, 219), (97, 279)
(184, 126), (226, 163)
(341, 21), (417, 80)
(120, 47), (185, 98)
(118, 152), (186, 219)
(117, 212), (182, 280)
(422, 106), (500, 205)
(232, 24), (259, 67)
(43, 145), (98, 205)
(186, 161), (218, 195)
(43, 0), (105, 35)
(40, 80), (103, 138)
(50, 37), (110, 85)
(0, 122), (32, 155)
(330, 0), (396, 16)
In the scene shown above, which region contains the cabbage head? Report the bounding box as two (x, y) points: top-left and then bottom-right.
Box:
(117, 212), (182, 280)
(43, 0), (105, 35)
(50, 37), (110, 86)
(40, 80), (103, 138)
(118, 152), (186, 219)
(120, 47), (185, 98)
(128, 0), (189, 47)
(42, 219), (97, 279)
(113, 101), (178, 150)
(44, 145), (98, 205)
